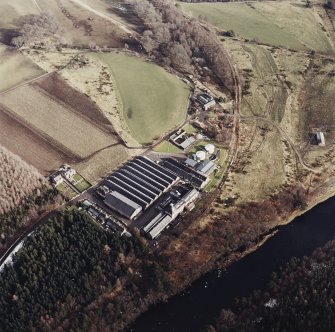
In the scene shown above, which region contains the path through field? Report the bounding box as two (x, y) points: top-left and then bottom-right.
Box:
(32, 0), (42, 12)
(69, 0), (133, 35)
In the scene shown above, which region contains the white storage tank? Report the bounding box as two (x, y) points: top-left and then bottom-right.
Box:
(195, 150), (206, 161)
(205, 143), (215, 154)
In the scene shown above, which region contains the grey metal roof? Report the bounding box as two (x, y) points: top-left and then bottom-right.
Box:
(104, 192), (142, 219)
(148, 214), (173, 239)
(185, 158), (198, 168)
(196, 160), (216, 175)
(180, 136), (196, 150)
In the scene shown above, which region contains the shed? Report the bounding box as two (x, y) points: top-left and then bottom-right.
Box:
(196, 160), (216, 175)
(316, 132), (325, 146)
(180, 136), (196, 150)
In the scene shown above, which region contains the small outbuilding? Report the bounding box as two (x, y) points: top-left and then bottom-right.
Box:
(316, 132), (325, 146)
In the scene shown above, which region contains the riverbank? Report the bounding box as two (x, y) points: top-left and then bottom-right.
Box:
(130, 184), (335, 331)
(127, 171), (335, 330)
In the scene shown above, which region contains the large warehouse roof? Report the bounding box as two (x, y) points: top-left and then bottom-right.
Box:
(104, 192), (142, 220)
(102, 156), (179, 219)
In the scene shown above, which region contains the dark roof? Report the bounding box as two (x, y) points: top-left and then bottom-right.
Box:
(104, 192), (142, 219)
(161, 158), (207, 188)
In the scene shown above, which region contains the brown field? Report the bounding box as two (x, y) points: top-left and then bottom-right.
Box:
(0, 106), (76, 174)
(0, 84), (117, 158)
(34, 73), (116, 134)
(0, 75), (130, 181)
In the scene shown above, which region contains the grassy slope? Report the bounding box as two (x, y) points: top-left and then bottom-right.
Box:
(0, 44), (44, 92)
(180, 1), (334, 53)
(93, 53), (190, 144)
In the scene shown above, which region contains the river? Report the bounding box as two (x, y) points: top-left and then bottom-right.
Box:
(129, 196), (335, 332)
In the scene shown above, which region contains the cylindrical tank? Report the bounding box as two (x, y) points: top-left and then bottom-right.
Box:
(195, 150), (206, 161)
(205, 144), (215, 154)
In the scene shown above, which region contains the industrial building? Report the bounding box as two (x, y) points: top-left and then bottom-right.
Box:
(170, 129), (196, 150)
(104, 192), (142, 220)
(196, 160), (216, 176)
(142, 188), (200, 240)
(100, 156), (179, 219)
(161, 158), (209, 189)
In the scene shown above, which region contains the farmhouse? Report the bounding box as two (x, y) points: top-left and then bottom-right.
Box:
(316, 132), (325, 146)
(59, 164), (76, 180)
(50, 172), (64, 186)
(197, 93), (216, 110)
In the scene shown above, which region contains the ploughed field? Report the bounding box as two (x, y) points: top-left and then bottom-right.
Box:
(0, 74), (128, 181)
(0, 84), (117, 158)
(180, 1), (334, 53)
(92, 53), (190, 144)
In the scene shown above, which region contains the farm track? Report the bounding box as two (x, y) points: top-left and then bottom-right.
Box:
(240, 115), (315, 172)
(69, 0), (134, 35)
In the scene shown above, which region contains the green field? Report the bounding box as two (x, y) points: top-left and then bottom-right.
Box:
(56, 182), (77, 200)
(180, 1), (334, 53)
(182, 123), (198, 134)
(92, 53), (190, 144)
(153, 140), (182, 154)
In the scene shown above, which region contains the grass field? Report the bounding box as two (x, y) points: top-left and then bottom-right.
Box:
(0, 44), (44, 92)
(0, 85), (117, 158)
(180, 1), (334, 53)
(239, 44), (288, 122)
(297, 58), (335, 163)
(56, 182), (77, 200)
(92, 53), (190, 144)
(74, 179), (91, 192)
(153, 141), (182, 154)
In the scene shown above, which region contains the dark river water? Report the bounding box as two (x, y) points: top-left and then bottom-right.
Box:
(129, 196), (335, 332)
